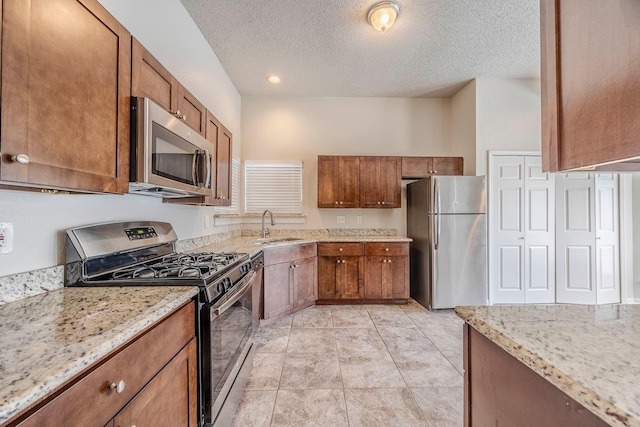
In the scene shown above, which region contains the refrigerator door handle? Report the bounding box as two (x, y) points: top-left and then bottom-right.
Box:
(434, 179), (440, 250)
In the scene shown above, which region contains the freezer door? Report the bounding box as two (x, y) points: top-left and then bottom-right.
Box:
(431, 213), (487, 309)
(430, 176), (486, 214)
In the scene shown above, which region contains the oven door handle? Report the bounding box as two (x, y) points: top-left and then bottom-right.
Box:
(211, 270), (256, 316)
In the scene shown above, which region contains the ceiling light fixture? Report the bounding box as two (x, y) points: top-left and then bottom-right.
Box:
(367, 1), (400, 32)
(267, 75), (281, 84)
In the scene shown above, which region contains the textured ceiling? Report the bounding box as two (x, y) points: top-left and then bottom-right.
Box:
(179, 0), (540, 98)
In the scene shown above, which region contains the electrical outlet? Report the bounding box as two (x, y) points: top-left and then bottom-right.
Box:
(356, 216), (363, 224)
(336, 215), (346, 224)
(0, 222), (14, 254)
(204, 215), (212, 228)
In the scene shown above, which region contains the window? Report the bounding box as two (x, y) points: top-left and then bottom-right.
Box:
(215, 157), (240, 214)
(244, 160), (303, 214)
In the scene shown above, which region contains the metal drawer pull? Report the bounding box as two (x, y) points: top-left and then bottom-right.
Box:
(385, 248), (389, 251)
(110, 380), (126, 394)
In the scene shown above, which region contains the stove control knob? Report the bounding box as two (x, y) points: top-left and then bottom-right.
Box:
(216, 283), (224, 294)
(224, 278), (232, 291)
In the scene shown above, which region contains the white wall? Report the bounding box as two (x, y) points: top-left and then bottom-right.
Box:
(241, 97), (452, 235)
(0, 0), (241, 277)
(450, 80), (477, 175)
(475, 78), (542, 175)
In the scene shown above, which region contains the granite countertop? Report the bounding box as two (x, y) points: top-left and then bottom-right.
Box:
(0, 286), (199, 425)
(191, 234), (412, 257)
(455, 304), (640, 427)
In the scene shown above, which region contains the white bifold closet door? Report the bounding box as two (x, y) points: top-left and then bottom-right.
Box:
(489, 155), (555, 304)
(556, 173), (620, 304)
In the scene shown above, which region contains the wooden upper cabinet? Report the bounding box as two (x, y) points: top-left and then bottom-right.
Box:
(0, 0), (131, 194)
(401, 157), (463, 178)
(216, 123), (233, 203)
(177, 85), (206, 137)
(131, 37), (206, 137)
(541, 0), (640, 172)
(317, 156), (360, 208)
(131, 37), (177, 113)
(360, 156), (401, 208)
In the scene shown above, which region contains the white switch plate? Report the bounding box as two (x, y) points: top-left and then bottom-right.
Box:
(0, 222), (14, 254)
(204, 215), (212, 228)
(356, 216), (363, 224)
(337, 215), (346, 224)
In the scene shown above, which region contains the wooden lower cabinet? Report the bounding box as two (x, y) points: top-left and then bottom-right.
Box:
(317, 242), (409, 303)
(464, 325), (608, 427)
(263, 243), (318, 322)
(317, 243), (365, 301)
(13, 302), (197, 427)
(113, 339), (197, 427)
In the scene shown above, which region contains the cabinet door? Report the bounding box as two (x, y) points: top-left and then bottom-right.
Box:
(360, 156), (381, 208)
(364, 256), (385, 299)
(380, 157), (401, 207)
(215, 124), (233, 204)
(401, 157), (432, 179)
(263, 262), (294, 319)
(1, 0), (131, 194)
(318, 256), (340, 299)
(177, 84), (207, 137)
(131, 37), (178, 113)
(384, 256), (409, 299)
(541, 0), (640, 171)
(317, 156), (359, 208)
(431, 157), (463, 176)
(292, 257), (317, 308)
(113, 339), (197, 427)
(339, 256), (365, 299)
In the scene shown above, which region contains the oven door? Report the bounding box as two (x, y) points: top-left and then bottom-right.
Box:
(203, 270), (257, 426)
(130, 97), (213, 197)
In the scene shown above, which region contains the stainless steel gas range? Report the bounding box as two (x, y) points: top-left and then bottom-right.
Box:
(64, 221), (261, 427)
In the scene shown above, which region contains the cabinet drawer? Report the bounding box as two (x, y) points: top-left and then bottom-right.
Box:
(364, 242), (409, 256)
(264, 243), (317, 266)
(318, 242), (363, 256)
(17, 302), (195, 427)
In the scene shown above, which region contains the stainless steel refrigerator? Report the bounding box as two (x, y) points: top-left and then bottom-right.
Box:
(407, 176), (487, 309)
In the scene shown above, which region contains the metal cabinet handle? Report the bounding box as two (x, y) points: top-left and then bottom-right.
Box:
(382, 201), (386, 205)
(110, 380), (126, 394)
(377, 201), (381, 205)
(337, 260), (341, 264)
(339, 201), (343, 205)
(339, 248), (343, 252)
(10, 154), (30, 165)
(388, 260), (392, 263)
(385, 248), (389, 251)
(335, 201), (339, 204)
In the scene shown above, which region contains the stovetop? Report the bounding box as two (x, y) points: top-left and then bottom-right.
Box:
(64, 221), (252, 304)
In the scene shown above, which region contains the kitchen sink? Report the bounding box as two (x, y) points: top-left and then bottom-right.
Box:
(250, 237), (303, 245)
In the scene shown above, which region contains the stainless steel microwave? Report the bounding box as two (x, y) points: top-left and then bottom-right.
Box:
(129, 97), (213, 198)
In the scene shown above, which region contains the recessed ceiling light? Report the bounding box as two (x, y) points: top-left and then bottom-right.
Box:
(368, 1), (400, 32)
(267, 75), (281, 84)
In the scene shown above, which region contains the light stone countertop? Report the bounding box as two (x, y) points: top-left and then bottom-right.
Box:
(455, 304), (640, 427)
(0, 286), (199, 425)
(191, 234), (412, 257)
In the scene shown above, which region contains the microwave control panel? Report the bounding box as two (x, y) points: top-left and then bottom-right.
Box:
(125, 227), (158, 241)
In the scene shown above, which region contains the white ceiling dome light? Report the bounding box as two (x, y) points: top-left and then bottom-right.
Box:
(367, 1), (400, 32)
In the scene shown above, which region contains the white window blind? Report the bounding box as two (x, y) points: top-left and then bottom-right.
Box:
(244, 160), (303, 214)
(215, 157), (239, 214)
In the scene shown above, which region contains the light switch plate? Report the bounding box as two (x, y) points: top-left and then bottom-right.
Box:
(0, 222), (14, 254)
(356, 216), (363, 224)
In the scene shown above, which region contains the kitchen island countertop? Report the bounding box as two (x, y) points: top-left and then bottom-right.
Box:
(0, 286), (199, 425)
(455, 304), (640, 427)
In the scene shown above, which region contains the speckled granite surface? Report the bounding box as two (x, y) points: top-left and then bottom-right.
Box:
(191, 234), (412, 257)
(455, 304), (640, 427)
(0, 266), (63, 305)
(0, 286), (198, 425)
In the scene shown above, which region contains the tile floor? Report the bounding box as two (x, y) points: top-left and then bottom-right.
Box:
(232, 300), (464, 427)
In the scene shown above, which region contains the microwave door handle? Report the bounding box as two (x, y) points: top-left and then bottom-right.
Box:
(204, 149), (211, 189)
(191, 152), (198, 187)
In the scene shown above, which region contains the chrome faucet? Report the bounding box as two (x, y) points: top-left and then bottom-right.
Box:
(261, 210), (275, 238)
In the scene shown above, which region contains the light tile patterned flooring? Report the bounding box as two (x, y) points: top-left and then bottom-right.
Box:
(232, 300), (464, 427)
